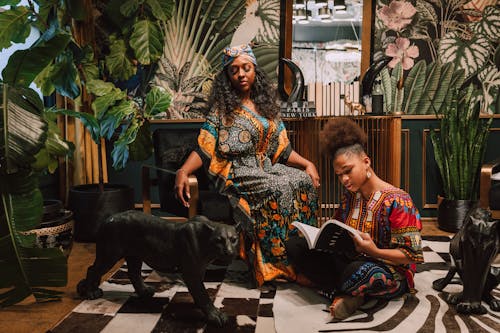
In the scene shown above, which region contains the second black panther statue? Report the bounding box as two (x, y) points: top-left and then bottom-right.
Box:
(433, 207), (500, 314)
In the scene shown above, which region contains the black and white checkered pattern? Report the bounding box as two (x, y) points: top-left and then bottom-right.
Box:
(49, 236), (500, 333)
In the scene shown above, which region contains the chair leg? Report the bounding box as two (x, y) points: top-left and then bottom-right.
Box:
(142, 166), (152, 214)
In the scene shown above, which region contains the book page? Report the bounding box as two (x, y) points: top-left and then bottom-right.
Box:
(291, 221), (320, 249)
(324, 219), (362, 241)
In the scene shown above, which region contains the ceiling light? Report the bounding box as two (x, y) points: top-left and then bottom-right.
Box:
(333, 0), (346, 10)
(318, 7), (331, 19)
(294, 8), (307, 20)
(334, 7), (347, 15)
(293, 0), (306, 9)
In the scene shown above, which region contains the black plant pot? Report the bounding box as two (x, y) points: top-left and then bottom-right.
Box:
(437, 198), (476, 232)
(69, 184), (134, 242)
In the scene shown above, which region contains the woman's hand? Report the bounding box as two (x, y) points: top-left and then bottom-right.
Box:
(286, 151), (320, 188)
(352, 232), (379, 257)
(175, 169), (191, 207)
(352, 233), (412, 265)
(305, 163), (321, 188)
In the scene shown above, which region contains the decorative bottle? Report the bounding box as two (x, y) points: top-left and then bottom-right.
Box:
(371, 79), (384, 115)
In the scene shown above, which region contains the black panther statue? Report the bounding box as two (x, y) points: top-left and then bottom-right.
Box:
(433, 207), (500, 314)
(77, 211), (239, 327)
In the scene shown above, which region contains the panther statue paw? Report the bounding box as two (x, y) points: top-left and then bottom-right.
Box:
(204, 305), (228, 327)
(136, 285), (155, 298)
(77, 279), (104, 300)
(456, 301), (487, 315)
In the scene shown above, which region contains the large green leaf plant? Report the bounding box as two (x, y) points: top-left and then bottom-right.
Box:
(0, 84), (72, 306)
(1, 0), (173, 179)
(0, 0), (172, 305)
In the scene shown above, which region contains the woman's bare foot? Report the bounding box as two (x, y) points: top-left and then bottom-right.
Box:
(329, 295), (364, 320)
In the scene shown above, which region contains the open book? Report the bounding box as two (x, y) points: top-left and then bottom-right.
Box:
(292, 219), (362, 253)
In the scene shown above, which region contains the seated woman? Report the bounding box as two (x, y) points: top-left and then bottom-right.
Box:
(175, 44), (320, 286)
(286, 118), (423, 319)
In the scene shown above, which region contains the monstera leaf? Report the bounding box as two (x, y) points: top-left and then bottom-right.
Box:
(439, 31), (492, 79)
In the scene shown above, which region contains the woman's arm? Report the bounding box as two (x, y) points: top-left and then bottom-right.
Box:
(352, 233), (413, 265)
(286, 150), (321, 188)
(175, 151), (203, 207)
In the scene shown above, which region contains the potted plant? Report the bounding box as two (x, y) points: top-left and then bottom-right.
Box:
(53, 81), (171, 241)
(0, 83), (73, 306)
(430, 84), (493, 232)
(1, 1), (173, 241)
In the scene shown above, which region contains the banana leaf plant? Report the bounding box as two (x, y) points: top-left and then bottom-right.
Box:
(154, 0), (281, 118)
(430, 84), (493, 201)
(0, 83), (70, 307)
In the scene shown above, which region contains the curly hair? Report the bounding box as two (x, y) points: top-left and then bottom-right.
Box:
(208, 65), (279, 119)
(320, 117), (367, 158)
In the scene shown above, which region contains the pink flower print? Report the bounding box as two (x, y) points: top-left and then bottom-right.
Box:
(378, 0), (417, 32)
(385, 37), (419, 70)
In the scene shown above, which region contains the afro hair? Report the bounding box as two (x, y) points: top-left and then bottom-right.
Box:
(320, 117), (367, 158)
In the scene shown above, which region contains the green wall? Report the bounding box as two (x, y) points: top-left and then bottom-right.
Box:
(401, 117), (500, 218)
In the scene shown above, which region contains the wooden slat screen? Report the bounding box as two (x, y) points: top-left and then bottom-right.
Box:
(285, 116), (401, 222)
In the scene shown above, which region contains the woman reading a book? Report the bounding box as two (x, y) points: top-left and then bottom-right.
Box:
(174, 44), (320, 287)
(286, 117), (423, 320)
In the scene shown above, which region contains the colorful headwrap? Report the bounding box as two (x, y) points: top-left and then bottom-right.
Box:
(221, 44), (257, 68)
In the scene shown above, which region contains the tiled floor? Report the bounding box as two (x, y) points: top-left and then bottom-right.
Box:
(0, 220), (452, 333)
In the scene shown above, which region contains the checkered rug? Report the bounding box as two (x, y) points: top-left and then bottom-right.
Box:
(49, 236), (500, 333)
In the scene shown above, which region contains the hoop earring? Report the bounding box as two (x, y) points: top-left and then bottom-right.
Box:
(366, 170), (372, 179)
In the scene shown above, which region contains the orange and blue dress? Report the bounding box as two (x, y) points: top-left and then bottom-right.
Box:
(195, 105), (318, 285)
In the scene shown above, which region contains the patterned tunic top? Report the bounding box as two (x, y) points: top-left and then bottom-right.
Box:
(334, 187), (424, 289)
(195, 106), (318, 285)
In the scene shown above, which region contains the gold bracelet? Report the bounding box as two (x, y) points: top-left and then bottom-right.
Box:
(176, 169), (187, 175)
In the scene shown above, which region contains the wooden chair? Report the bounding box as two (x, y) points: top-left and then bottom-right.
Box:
(480, 157), (500, 220)
(141, 128), (233, 223)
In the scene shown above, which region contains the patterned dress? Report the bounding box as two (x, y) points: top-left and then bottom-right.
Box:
(334, 187), (424, 297)
(195, 105), (318, 285)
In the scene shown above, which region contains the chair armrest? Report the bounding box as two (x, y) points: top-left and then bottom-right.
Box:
(141, 164), (199, 218)
(480, 157), (500, 211)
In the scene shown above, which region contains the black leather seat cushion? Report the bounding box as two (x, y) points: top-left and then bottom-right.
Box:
(490, 177), (500, 210)
(153, 128), (233, 223)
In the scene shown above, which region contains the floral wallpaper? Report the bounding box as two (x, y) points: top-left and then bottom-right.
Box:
(373, 0), (499, 114)
(154, 0), (281, 119)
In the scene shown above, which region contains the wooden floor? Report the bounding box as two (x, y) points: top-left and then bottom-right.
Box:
(0, 220), (452, 333)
